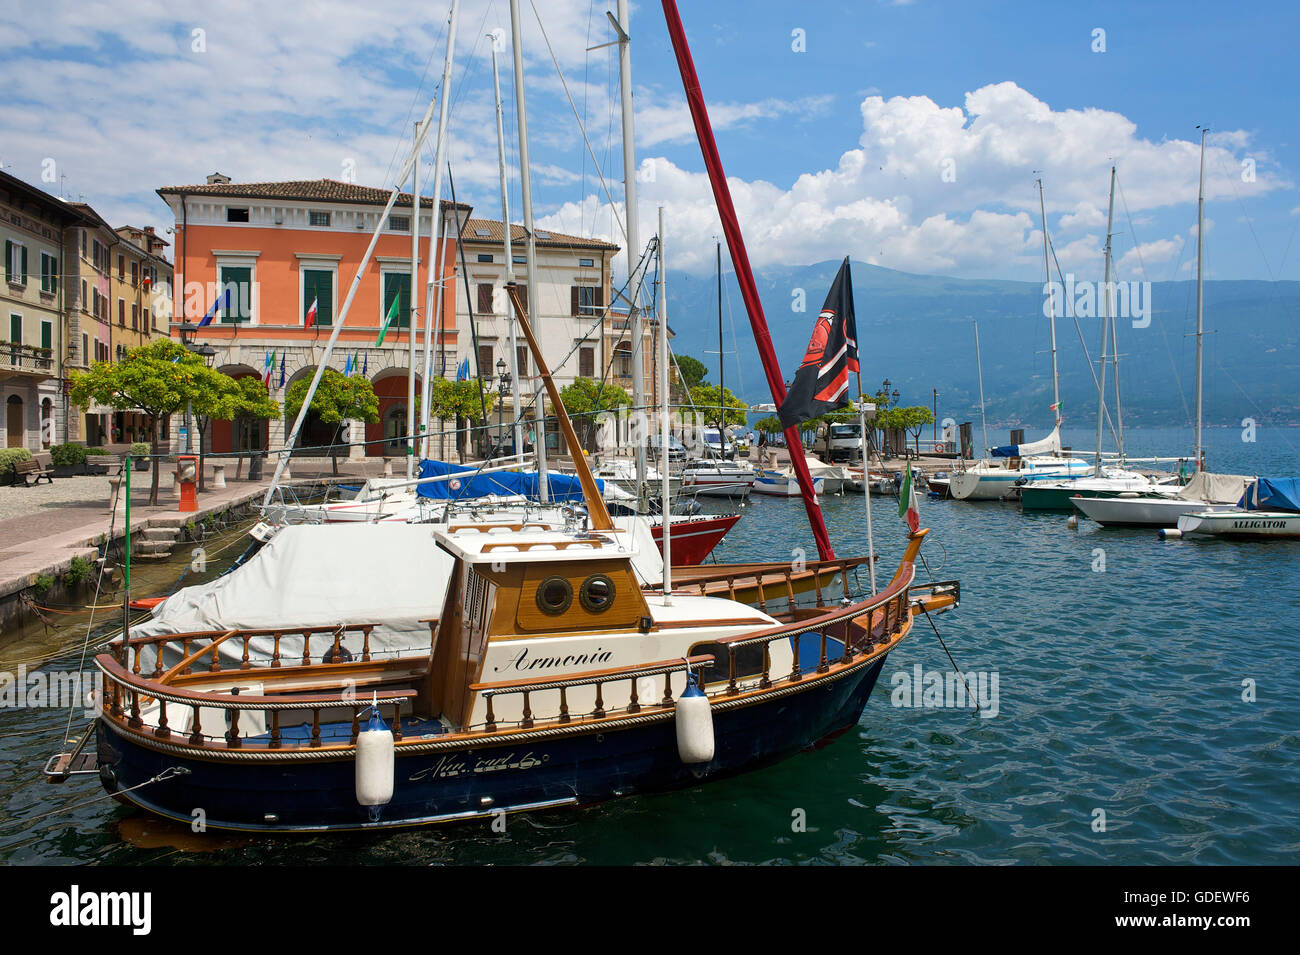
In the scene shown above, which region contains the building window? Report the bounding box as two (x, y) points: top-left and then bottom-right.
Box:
(387, 215), (410, 232)
(476, 253), (493, 263)
(117, 254), (124, 281)
(477, 283), (493, 315)
(220, 266), (253, 323)
(615, 344), (632, 378)
(130, 262), (138, 287)
(514, 284), (528, 315)
(117, 299), (125, 326)
(382, 273), (410, 329)
(8, 314), (20, 351)
(516, 344), (529, 378)
(41, 320), (52, 351)
(81, 333), (88, 365)
(80, 232), (87, 256)
(226, 207), (250, 223)
(302, 268), (334, 327)
(81, 280), (87, 310)
(309, 211), (331, 227)
(478, 344), (493, 378)
(579, 346), (594, 378)
(4, 240), (26, 286)
(512, 254), (526, 265)
(579, 258), (594, 267)
(40, 252), (58, 294)
(131, 303), (139, 330)
(572, 284), (600, 316)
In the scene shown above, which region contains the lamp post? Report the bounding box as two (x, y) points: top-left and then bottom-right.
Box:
(495, 357), (511, 455)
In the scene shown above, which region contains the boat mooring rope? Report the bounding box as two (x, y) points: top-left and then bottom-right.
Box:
(3, 766), (190, 830)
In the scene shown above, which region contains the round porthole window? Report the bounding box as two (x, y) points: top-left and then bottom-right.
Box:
(579, 574), (616, 613)
(536, 576), (573, 615)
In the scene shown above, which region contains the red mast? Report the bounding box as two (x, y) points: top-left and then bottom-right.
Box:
(660, 0), (836, 560)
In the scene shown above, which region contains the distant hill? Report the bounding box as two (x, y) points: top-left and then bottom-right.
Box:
(665, 259), (1300, 430)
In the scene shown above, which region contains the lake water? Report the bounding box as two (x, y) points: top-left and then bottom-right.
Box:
(1, 426), (1296, 864)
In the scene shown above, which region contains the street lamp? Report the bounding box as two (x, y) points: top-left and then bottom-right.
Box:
(495, 357), (511, 454)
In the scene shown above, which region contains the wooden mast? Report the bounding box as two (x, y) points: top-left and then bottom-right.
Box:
(505, 284), (613, 530)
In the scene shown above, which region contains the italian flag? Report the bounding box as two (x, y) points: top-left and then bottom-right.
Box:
(262, 350), (275, 387)
(375, 294), (401, 346)
(305, 297), (318, 328)
(898, 466), (920, 533)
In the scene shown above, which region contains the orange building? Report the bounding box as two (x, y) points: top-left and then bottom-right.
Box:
(157, 175), (465, 457)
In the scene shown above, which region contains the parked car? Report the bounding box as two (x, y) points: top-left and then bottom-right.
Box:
(647, 433), (688, 462)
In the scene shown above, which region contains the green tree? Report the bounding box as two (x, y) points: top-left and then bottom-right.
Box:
(220, 377), (281, 479)
(560, 378), (632, 451)
(896, 405), (936, 456)
(754, 415), (783, 435)
(674, 354), (709, 389)
(430, 378), (496, 462)
(285, 369), (379, 475)
(70, 338), (229, 504)
(689, 383), (747, 430)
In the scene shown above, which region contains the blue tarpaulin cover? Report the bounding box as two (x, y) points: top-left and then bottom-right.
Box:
(990, 445), (1017, 458)
(414, 459), (601, 502)
(1237, 477), (1300, 512)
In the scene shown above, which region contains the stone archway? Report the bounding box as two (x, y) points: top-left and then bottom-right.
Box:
(210, 364), (262, 454)
(367, 368), (421, 458)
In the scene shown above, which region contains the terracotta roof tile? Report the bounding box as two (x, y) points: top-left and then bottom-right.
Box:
(155, 178), (470, 211)
(461, 217), (618, 252)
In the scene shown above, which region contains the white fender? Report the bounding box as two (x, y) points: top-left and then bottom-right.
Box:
(675, 676), (715, 764)
(355, 705), (395, 808)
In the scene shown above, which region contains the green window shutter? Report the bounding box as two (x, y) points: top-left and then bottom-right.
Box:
(41, 322), (52, 349)
(304, 269), (333, 326)
(10, 314), (21, 344)
(220, 266), (252, 323)
(383, 273), (410, 328)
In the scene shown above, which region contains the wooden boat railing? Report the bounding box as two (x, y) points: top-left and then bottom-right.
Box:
(114, 623), (386, 678)
(96, 652), (413, 750)
(469, 655), (717, 733)
(667, 555), (872, 614)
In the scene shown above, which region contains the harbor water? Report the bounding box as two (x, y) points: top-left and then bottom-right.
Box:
(1, 426), (1296, 864)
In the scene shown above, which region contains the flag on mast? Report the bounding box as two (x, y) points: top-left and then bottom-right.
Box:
(197, 288), (230, 328)
(375, 294), (401, 346)
(899, 466), (919, 533)
(261, 350), (274, 386)
(278, 352), (286, 388)
(304, 297), (318, 328)
(778, 257), (859, 429)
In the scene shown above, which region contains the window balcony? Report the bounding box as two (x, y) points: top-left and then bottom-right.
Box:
(0, 343), (56, 382)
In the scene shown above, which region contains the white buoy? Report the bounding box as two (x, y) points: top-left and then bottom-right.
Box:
(675, 673), (715, 764)
(355, 701), (395, 817)
(1160, 528), (1182, 540)
(1067, 514), (1078, 530)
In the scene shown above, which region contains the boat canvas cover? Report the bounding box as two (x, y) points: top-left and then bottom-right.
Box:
(415, 459), (603, 502)
(1238, 477), (1300, 512)
(1176, 472), (1253, 504)
(991, 425), (1061, 458)
(128, 523), (453, 667)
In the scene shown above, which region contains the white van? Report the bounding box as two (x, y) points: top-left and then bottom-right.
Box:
(816, 421), (864, 463)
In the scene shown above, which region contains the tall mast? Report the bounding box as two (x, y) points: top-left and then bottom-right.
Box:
(1194, 128), (1207, 472)
(421, 0), (460, 457)
(1038, 178), (1059, 424)
(1095, 166), (1116, 476)
(662, 0), (836, 560)
(974, 320), (989, 458)
(509, 0), (546, 499)
(490, 40), (524, 457)
(614, 0), (646, 502)
(407, 123), (421, 480)
(1104, 165), (1123, 463)
(716, 240), (724, 454)
(658, 206), (672, 602)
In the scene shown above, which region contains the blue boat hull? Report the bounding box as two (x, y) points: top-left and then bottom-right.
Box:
(96, 656), (889, 832)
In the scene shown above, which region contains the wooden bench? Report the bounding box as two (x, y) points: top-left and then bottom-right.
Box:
(13, 453), (54, 486)
(85, 453), (123, 476)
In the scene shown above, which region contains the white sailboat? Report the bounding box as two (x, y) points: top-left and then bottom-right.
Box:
(1072, 130), (1254, 527)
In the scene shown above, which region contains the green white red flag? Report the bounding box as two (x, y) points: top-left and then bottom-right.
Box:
(898, 466), (919, 533)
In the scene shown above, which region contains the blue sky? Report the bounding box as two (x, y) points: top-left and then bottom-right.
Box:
(2, 0), (1296, 284)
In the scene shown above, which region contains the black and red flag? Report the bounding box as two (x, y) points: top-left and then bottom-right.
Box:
(778, 257), (859, 429)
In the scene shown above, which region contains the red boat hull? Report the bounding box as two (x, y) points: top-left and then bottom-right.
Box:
(650, 512), (740, 565)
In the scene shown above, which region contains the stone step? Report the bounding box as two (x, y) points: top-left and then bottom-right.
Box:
(134, 541), (174, 556)
(132, 552), (173, 561)
(141, 527), (180, 542)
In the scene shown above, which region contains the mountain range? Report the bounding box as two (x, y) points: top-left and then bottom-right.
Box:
(664, 259), (1300, 433)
